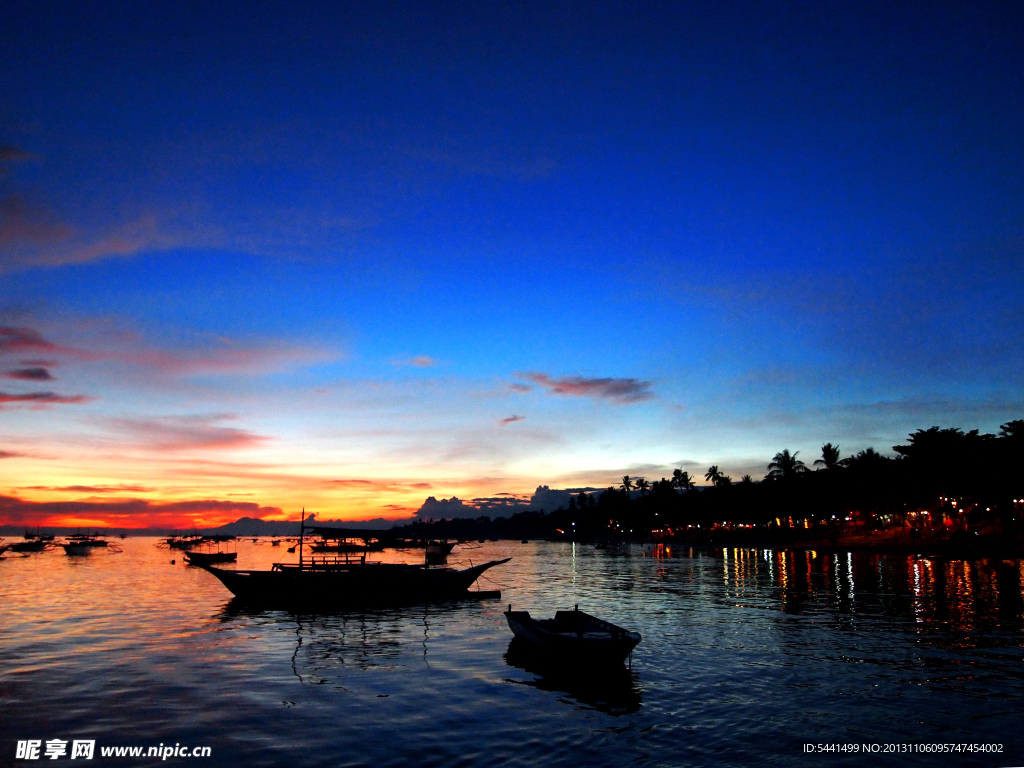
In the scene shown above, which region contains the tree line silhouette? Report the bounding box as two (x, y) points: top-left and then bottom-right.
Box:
(397, 419), (1023, 543)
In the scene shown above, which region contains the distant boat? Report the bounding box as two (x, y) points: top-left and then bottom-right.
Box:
(308, 528), (385, 553)
(424, 540), (456, 565)
(61, 534), (110, 556)
(67, 534), (108, 547)
(182, 536), (237, 565)
(164, 535), (202, 550)
(504, 605), (642, 666)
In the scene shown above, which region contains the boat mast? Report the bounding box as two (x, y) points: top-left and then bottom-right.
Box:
(299, 508), (305, 569)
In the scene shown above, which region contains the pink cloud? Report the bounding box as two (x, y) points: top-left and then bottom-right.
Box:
(518, 372), (655, 404)
(107, 414), (270, 451)
(509, 383), (532, 393)
(499, 415), (525, 426)
(0, 391), (93, 408)
(1, 324), (334, 380)
(0, 327), (63, 355)
(390, 355), (436, 367)
(109, 337), (334, 377)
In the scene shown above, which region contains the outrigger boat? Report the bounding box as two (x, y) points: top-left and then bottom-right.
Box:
(504, 605), (642, 666)
(183, 536), (238, 565)
(185, 550), (238, 565)
(10, 539), (50, 553)
(307, 527), (385, 553)
(193, 513), (510, 608)
(163, 534), (203, 550)
(61, 534), (116, 556)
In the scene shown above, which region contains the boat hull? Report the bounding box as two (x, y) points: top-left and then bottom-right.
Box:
(505, 609), (641, 666)
(10, 541), (47, 552)
(184, 551), (238, 565)
(197, 558), (510, 608)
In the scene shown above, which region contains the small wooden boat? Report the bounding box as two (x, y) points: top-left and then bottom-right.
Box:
(183, 536), (237, 565)
(184, 550), (238, 565)
(10, 539), (49, 552)
(62, 542), (93, 556)
(504, 605), (641, 666)
(67, 534), (108, 548)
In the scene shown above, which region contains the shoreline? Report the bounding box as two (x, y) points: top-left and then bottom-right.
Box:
(644, 528), (1024, 559)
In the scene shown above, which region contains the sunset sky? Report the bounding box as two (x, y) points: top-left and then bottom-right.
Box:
(2, 2), (1022, 528)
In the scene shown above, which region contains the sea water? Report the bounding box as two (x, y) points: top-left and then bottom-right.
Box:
(2, 539), (1023, 766)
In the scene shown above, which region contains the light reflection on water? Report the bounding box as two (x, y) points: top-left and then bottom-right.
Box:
(2, 538), (1023, 766)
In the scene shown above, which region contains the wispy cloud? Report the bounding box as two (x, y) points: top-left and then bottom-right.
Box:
(0, 450), (24, 459)
(0, 212), (186, 274)
(21, 484), (155, 493)
(325, 478), (433, 492)
(114, 341), (333, 376)
(499, 415), (525, 426)
(0, 391), (93, 408)
(0, 195), (70, 247)
(518, 372), (655, 404)
(508, 383), (532, 393)
(390, 355), (436, 367)
(0, 327), (65, 356)
(1, 322), (335, 380)
(4, 367), (54, 381)
(106, 414), (270, 451)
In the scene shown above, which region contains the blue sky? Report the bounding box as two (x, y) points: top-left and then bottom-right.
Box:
(1, 1), (1022, 525)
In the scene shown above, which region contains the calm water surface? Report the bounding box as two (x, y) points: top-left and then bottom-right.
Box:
(2, 539), (1023, 767)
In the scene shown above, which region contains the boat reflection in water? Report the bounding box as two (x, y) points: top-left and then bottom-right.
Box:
(503, 637), (642, 715)
(218, 598), (475, 686)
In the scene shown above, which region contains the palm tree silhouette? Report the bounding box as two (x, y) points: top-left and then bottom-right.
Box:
(705, 465), (723, 485)
(620, 475), (634, 493)
(767, 449), (808, 480)
(673, 468), (696, 492)
(814, 443), (842, 469)
(843, 447), (887, 468)
(635, 478), (650, 495)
